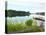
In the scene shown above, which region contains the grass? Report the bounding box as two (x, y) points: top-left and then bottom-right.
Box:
(7, 19), (44, 33)
(7, 22), (26, 32)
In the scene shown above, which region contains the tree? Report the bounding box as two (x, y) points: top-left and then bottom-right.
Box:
(5, 10), (30, 17)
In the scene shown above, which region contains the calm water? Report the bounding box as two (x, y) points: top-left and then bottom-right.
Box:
(7, 15), (33, 23)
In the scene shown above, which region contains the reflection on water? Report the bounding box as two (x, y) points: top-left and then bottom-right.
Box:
(7, 15), (33, 23)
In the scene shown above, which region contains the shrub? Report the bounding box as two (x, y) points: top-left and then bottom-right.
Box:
(25, 19), (33, 26)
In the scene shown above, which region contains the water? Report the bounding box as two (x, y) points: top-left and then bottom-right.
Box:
(7, 15), (33, 23)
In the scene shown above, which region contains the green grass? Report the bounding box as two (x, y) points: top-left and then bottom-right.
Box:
(7, 22), (27, 32)
(7, 19), (44, 33)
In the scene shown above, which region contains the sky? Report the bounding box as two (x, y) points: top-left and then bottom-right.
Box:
(7, 0), (45, 13)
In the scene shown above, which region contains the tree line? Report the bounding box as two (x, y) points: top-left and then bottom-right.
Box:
(5, 10), (30, 17)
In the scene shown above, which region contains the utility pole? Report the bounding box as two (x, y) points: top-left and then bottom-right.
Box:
(5, 1), (7, 34)
(5, 1), (7, 10)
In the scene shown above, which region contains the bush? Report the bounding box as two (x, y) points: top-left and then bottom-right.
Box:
(25, 19), (33, 26)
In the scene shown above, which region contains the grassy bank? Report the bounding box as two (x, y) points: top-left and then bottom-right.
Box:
(7, 19), (44, 33)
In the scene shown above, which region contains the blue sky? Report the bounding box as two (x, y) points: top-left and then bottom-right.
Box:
(7, 0), (45, 13)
